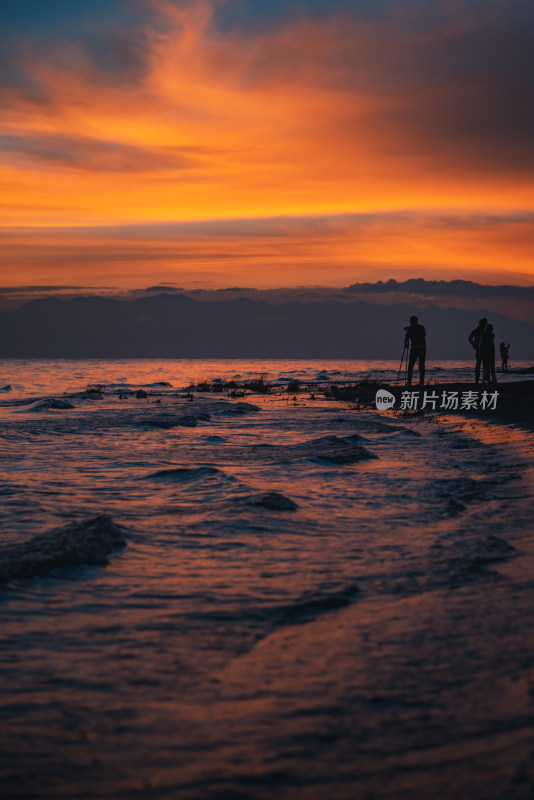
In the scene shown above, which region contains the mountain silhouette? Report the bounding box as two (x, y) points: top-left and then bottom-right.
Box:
(0, 292), (532, 359)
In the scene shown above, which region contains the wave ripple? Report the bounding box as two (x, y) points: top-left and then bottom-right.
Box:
(0, 516), (126, 583)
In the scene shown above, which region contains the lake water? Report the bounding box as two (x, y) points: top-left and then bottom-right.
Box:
(0, 357), (532, 399)
(1, 359), (534, 799)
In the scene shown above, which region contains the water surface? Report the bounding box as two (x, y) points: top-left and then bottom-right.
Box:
(1, 360), (533, 799)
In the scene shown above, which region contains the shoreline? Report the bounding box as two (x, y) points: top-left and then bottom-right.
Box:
(329, 379), (534, 427)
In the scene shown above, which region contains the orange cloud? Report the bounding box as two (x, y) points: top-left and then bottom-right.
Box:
(0, 0), (533, 286)
(1, 213), (533, 289)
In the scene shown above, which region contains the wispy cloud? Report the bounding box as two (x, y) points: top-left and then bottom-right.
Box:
(0, 132), (202, 172)
(1, 212), (533, 289)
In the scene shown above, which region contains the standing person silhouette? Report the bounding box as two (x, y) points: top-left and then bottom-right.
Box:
(500, 341), (510, 372)
(468, 318), (487, 384)
(404, 315), (426, 386)
(480, 323), (497, 384)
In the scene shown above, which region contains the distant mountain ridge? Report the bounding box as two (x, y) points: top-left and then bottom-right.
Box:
(346, 278), (534, 299)
(0, 292), (532, 359)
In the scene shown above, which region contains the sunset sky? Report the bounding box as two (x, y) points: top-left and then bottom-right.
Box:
(1, 0), (533, 290)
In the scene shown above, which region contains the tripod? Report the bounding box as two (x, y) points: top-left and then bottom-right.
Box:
(396, 345), (408, 385)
